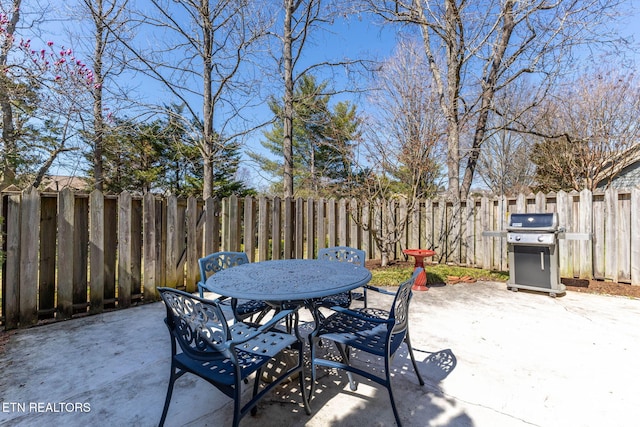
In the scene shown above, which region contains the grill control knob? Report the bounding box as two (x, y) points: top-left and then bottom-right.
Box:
(537, 235), (545, 242)
(515, 235), (521, 241)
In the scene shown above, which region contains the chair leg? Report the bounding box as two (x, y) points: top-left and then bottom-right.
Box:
(404, 331), (425, 386)
(335, 343), (357, 391)
(297, 342), (312, 415)
(308, 336), (318, 401)
(386, 382), (403, 427)
(159, 366), (178, 427)
(232, 382), (242, 427)
(385, 357), (403, 427)
(251, 368), (262, 416)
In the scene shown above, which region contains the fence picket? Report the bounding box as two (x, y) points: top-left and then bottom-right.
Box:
(39, 195), (57, 317)
(58, 189), (75, 318)
(632, 188), (640, 285)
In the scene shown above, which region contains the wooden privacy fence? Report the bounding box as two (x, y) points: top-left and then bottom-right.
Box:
(1, 187), (639, 329)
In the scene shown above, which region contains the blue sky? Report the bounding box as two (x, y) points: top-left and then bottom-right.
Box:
(20, 1), (640, 189)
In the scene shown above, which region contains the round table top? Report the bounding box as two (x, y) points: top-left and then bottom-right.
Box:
(204, 259), (372, 302)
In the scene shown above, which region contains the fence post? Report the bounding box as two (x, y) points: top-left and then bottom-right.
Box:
(579, 189), (593, 280)
(463, 197), (474, 267)
(143, 193), (158, 301)
(5, 194), (21, 329)
(556, 190), (571, 279)
(306, 197), (315, 259)
(480, 196), (491, 270)
(604, 188), (618, 282)
(350, 198), (359, 250)
(118, 191), (132, 308)
(284, 197), (293, 259)
(203, 197), (220, 256)
(165, 195), (179, 288)
(295, 197), (304, 258)
(327, 198), (336, 247)
(245, 196), (256, 261)
(338, 198), (348, 247)
(258, 197), (269, 261)
(185, 196), (198, 293)
(18, 187), (40, 327)
(316, 198), (326, 252)
(361, 200), (370, 259)
(89, 190), (105, 314)
(272, 196), (282, 260)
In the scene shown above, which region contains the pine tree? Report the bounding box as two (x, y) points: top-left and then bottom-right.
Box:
(251, 75), (360, 197)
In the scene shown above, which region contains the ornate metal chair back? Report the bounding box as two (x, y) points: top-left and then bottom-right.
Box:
(158, 287), (232, 359)
(199, 251), (249, 282)
(318, 246), (365, 267)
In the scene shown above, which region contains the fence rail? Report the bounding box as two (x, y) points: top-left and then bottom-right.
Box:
(2, 187), (639, 329)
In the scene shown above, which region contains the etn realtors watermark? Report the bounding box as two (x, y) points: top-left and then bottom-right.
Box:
(2, 401), (91, 413)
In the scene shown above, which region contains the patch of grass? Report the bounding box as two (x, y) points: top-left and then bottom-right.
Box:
(369, 264), (509, 287)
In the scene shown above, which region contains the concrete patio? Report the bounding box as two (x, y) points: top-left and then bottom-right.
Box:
(1, 280), (640, 427)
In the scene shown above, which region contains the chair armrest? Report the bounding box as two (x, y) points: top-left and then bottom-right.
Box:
(363, 284), (396, 296)
(328, 306), (393, 325)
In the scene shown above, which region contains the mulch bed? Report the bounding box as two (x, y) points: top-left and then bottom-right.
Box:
(561, 278), (640, 299)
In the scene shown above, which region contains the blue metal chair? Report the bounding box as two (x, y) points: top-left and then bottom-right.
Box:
(197, 251), (271, 323)
(308, 269), (425, 426)
(316, 246), (368, 308)
(157, 287), (310, 427)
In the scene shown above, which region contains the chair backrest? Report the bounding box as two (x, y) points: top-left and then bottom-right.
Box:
(387, 269), (420, 350)
(317, 246), (366, 267)
(158, 287), (232, 359)
(198, 251), (249, 283)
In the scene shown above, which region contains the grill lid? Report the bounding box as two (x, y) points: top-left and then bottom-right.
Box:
(507, 213), (558, 231)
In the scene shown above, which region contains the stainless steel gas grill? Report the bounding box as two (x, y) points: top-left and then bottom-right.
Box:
(506, 212), (565, 297)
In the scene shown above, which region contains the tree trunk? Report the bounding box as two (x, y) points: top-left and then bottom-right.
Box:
(0, 0), (21, 187)
(282, 0), (295, 198)
(460, 0), (515, 199)
(202, 0), (215, 200)
(92, 11), (105, 192)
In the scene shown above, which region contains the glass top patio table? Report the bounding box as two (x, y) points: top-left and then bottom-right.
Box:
(203, 258), (372, 303)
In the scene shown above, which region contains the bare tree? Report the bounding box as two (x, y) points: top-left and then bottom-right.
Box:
(111, 0), (271, 199)
(477, 82), (537, 195)
(69, 0), (131, 192)
(353, 39), (445, 265)
(477, 130), (534, 196)
(530, 68), (640, 192)
(364, 0), (625, 202)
